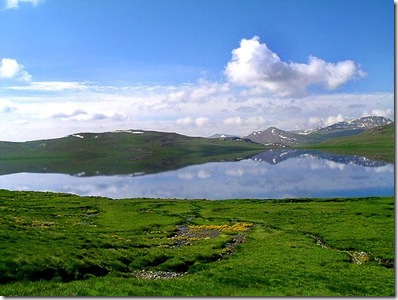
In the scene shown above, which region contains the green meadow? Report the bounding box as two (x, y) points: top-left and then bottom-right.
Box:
(0, 190), (394, 296)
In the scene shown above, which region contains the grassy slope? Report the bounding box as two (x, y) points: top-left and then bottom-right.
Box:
(0, 190), (394, 296)
(0, 131), (265, 175)
(304, 123), (395, 162)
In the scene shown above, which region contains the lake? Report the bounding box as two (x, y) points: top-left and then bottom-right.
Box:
(0, 150), (393, 200)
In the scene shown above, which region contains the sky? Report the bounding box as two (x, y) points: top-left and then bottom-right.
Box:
(0, 0), (394, 141)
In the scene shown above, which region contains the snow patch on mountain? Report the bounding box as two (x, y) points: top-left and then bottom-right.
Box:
(244, 116), (393, 147)
(71, 134), (84, 139)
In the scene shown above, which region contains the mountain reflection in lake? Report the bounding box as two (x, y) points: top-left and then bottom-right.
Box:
(0, 150), (393, 200)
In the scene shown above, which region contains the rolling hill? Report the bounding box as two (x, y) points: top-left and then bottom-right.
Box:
(0, 130), (265, 176)
(308, 122), (395, 162)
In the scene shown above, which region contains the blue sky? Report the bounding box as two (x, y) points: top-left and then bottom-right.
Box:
(0, 0), (394, 141)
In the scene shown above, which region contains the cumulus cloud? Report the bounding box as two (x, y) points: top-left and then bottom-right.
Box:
(325, 114), (345, 126)
(244, 116), (267, 126)
(223, 116), (242, 126)
(175, 116), (209, 127)
(308, 117), (322, 127)
(195, 117), (209, 126)
(225, 36), (366, 96)
(0, 58), (32, 81)
(175, 117), (193, 126)
(189, 81), (229, 101)
(167, 90), (187, 102)
(308, 114), (345, 128)
(325, 161), (346, 171)
(362, 108), (392, 119)
(222, 116), (267, 128)
(307, 114), (345, 128)
(166, 81), (229, 103)
(4, 0), (42, 9)
(197, 169), (211, 179)
(0, 59), (89, 92)
(0, 68), (392, 141)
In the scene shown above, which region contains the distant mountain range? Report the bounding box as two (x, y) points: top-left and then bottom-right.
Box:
(212, 116), (393, 147)
(0, 115), (393, 176)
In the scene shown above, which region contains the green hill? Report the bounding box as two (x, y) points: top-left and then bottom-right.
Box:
(309, 123), (395, 162)
(0, 130), (265, 176)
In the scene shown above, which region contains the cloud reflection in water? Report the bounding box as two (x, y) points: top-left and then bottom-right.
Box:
(0, 151), (393, 200)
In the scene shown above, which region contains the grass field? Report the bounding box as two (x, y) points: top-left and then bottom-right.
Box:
(0, 190), (394, 296)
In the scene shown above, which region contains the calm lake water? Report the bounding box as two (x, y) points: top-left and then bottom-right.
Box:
(0, 150), (394, 200)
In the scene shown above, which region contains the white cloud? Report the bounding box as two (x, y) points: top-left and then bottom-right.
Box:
(13, 119), (29, 125)
(0, 59), (91, 92)
(7, 81), (90, 92)
(0, 51), (392, 143)
(373, 165), (394, 174)
(35, 102), (127, 122)
(325, 114), (345, 126)
(177, 172), (194, 180)
(245, 116), (267, 126)
(175, 116), (209, 127)
(0, 99), (16, 113)
(222, 116), (267, 129)
(197, 169), (211, 179)
(225, 36), (366, 96)
(176, 117), (193, 126)
(308, 117), (322, 127)
(166, 80), (229, 103)
(4, 0), (42, 9)
(0, 90), (393, 142)
(167, 90), (187, 102)
(325, 161), (346, 171)
(223, 116), (242, 126)
(195, 117), (209, 126)
(0, 58), (32, 82)
(51, 110), (127, 122)
(189, 81), (230, 101)
(225, 168), (245, 176)
(308, 114), (347, 128)
(362, 108), (392, 119)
